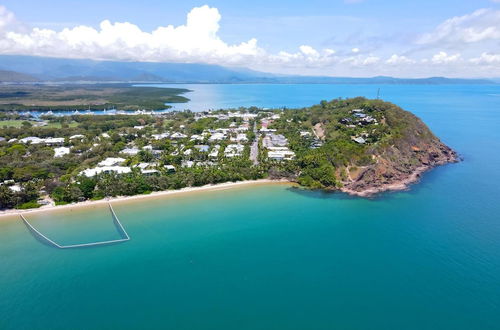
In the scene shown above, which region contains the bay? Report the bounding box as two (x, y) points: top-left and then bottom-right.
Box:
(1, 83), (500, 329)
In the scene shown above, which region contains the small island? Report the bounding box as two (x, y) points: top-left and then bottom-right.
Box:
(0, 97), (458, 211)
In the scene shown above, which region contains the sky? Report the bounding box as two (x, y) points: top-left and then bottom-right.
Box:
(1, 0), (500, 78)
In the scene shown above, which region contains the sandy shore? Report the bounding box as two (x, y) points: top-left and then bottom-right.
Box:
(0, 179), (291, 219)
(0, 158), (459, 218)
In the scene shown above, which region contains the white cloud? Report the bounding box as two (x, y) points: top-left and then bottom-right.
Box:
(0, 6), (16, 32)
(299, 45), (319, 57)
(470, 52), (500, 64)
(386, 54), (415, 64)
(431, 51), (461, 64)
(0, 5), (263, 64)
(341, 55), (379, 66)
(1, 5), (500, 77)
(417, 9), (500, 45)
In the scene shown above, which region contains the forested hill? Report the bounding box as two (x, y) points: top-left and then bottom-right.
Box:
(0, 70), (39, 82)
(270, 97), (458, 195)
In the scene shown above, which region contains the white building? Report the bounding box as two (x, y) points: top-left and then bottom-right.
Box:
(209, 132), (226, 142)
(134, 163), (150, 170)
(152, 133), (170, 140)
(9, 184), (21, 192)
(190, 134), (203, 141)
(352, 137), (366, 144)
(170, 132), (188, 139)
(19, 137), (44, 144)
(209, 145), (220, 158)
(231, 133), (248, 143)
(224, 144), (244, 157)
(81, 166), (131, 177)
(54, 147), (70, 158)
(164, 165), (176, 173)
(141, 169), (159, 175)
(121, 147), (140, 155)
(182, 160), (195, 168)
(268, 150), (295, 161)
(44, 138), (65, 145)
(98, 157), (126, 167)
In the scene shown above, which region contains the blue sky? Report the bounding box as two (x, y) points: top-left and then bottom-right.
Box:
(1, 0), (500, 77)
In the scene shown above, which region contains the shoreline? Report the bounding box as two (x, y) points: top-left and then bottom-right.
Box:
(0, 179), (291, 219)
(340, 155), (459, 197)
(340, 165), (430, 197)
(0, 158), (459, 218)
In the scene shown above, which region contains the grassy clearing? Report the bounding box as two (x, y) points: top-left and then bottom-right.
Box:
(0, 120), (37, 128)
(44, 121), (79, 128)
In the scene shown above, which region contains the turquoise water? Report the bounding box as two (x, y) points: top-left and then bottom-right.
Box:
(1, 84), (500, 329)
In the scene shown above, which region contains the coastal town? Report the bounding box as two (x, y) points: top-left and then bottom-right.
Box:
(0, 107), (302, 209)
(0, 96), (453, 209)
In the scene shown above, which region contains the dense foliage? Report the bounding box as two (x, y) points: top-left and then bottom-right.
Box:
(0, 84), (189, 111)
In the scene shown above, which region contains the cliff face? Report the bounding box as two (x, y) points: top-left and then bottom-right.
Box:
(340, 103), (459, 195)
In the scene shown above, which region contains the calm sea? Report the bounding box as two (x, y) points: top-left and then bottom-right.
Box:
(1, 84), (500, 329)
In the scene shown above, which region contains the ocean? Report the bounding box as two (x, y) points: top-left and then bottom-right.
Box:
(1, 84), (500, 329)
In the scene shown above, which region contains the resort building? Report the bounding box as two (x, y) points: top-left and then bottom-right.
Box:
(121, 147), (140, 155)
(209, 132), (226, 142)
(98, 157), (126, 167)
(170, 132), (188, 139)
(53, 147), (70, 158)
(164, 165), (176, 173)
(44, 138), (65, 146)
(134, 163), (150, 170)
(209, 145), (221, 158)
(268, 149), (296, 161)
(152, 133), (170, 140)
(19, 137), (64, 145)
(81, 166), (131, 177)
(194, 145), (210, 152)
(263, 133), (288, 148)
(230, 133), (248, 143)
(141, 169), (160, 176)
(19, 137), (44, 144)
(224, 144), (244, 157)
(352, 137), (366, 144)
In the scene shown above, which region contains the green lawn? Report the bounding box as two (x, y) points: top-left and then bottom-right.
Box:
(0, 120), (37, 128)
(44, 121), (79, 128)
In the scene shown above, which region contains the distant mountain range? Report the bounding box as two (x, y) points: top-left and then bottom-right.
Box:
(0, 55), (496, 84)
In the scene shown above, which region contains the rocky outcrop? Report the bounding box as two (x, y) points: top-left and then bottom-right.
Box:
(341, 121), (459, 196)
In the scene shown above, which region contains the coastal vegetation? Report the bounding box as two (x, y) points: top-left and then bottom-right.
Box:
(0, 97), (457, 210)
(0, 84), (190, 111)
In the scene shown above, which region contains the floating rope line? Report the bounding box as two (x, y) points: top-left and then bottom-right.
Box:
(20, 203), (130, 249)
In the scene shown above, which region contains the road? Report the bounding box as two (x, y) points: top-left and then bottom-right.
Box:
(250, 122), (259, 165)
